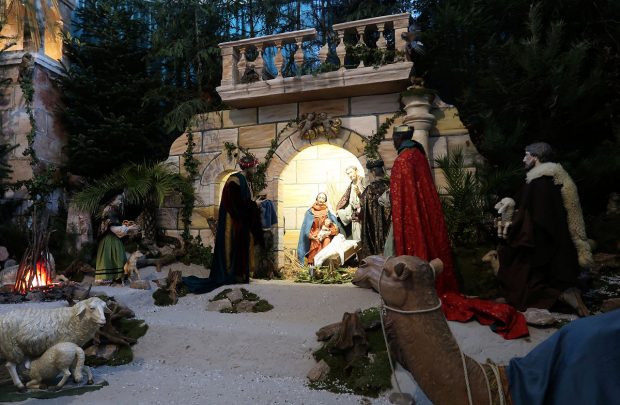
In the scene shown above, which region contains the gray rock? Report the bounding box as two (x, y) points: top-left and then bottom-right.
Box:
(226, 288), (243, 304)
(0, 265), (18, 285)
(0, 246), (8, 261)
(236, 300), (257, 313)
(4, 259), (17, 268)
(207, 299), (232, 312)
(307, 359), (330, 382)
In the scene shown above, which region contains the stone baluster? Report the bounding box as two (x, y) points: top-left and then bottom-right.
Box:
(356, 26), (366, 68)
(402, 91), (437, 163)
(274, 41), (284, 77)
(318, 37), (330, 64)
(376, 23), (387, 49)
(294, 36), (305, 74)
(394, 19), (409, 55)
(236, 46), (247, 81)
(335, 29), (346, 70)
(220, 46), (236, 86)
(254, 44), (265, 81)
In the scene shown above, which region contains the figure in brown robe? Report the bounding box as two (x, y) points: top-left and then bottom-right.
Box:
(498, 142), (592, 315)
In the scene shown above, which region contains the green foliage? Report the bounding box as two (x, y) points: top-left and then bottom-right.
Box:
(310, 307), (392, 397)
(364, 111), (405, 159)
(295, 266), (355, 284)
(57, 0), (176, 180)
(72, 162), (191, 215)
(435, 149), (493, 247)
(415, 0), (620, 213)
(180, 235), (213, 269)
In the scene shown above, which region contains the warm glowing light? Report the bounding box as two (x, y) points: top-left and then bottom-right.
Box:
(14, 260), (53, 294)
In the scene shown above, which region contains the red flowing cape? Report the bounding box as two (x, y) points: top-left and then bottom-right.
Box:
(390, 147), (459, 294)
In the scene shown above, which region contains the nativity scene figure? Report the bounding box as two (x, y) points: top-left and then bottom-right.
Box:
(297, 192), (342, 266)
(183, 155), (264, 294)
(359, 159), (391, 259)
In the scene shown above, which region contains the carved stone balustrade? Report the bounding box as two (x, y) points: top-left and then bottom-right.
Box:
(217, 13), (413, 108)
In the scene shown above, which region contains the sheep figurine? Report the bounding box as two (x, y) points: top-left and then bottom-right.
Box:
(26, 342), (93, 390)
(0, 297), (108, 390)
(494, 197), (516, 239)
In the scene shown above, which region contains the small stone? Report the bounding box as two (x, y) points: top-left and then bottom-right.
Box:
(4, 259), (17, 268)
(207, 299), (232, 312)
(236, 300), (257, 313)
(130, 280), (151, 290)
(85, 344), (119, 361)
(0, 246), (8, 261)
(307, 359), (330, 382)
(226, 288), (243, 304)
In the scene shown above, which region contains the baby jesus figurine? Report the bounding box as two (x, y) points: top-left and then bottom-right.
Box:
(317, 218), (337, 242)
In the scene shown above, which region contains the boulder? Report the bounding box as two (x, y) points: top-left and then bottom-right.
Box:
(307, 359), (330, 382)
(207, 299), (233, 312)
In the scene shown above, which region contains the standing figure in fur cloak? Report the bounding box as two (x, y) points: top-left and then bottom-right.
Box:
(297, 192), (342, 265)
(183, 155), (264, 294)
(498, 142), (592, 316)
(359, 159), (391, 259)
(387, 124), (459, 294)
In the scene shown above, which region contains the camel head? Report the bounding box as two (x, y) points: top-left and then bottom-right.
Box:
(380, 256), (443, 311)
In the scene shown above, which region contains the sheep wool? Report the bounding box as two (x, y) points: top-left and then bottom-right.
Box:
(0, 297), (107, 389)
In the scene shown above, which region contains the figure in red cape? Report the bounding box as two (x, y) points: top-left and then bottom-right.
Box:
(386, 124), (459, 294)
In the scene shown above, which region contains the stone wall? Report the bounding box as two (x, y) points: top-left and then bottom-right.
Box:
(164, 92), (481, 265)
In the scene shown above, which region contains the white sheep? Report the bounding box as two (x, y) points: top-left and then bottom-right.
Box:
(26, 342), (93, 390)
(314, 234), (360, 267)
(494, 197), (516, 239)
(0, 297), (108, 390)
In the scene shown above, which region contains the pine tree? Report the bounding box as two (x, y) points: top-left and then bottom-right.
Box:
(414, 0), (620, 212)
(57, 0), (175, 179)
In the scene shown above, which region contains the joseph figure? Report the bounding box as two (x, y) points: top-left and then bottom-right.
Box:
(336, 165), (365, 240)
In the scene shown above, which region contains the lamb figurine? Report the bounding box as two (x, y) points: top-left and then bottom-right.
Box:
(0, 297), (108, 390)
(494, 197), (516, 239)
(124, 251), (144, 281)
(26, 342), (93, 390)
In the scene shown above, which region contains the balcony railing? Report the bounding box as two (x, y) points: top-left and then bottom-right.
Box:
(217, 13), (413, 108)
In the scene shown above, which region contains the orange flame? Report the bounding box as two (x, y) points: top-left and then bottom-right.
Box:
(14, 260), (53, 294)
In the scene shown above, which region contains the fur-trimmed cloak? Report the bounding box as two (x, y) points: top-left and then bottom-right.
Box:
(498, 162), (591, 310)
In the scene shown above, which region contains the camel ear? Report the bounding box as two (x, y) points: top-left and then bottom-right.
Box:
(393, 262), (410, 280)
(429, 258), (444, 277)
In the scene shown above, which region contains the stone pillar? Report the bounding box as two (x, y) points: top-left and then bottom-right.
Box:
(402, 91), (436, 160)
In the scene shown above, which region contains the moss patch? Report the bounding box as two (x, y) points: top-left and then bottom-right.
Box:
(211, 288), (232, 302)
(241, 288), (259, 301)
(309, 307), (392, 397)
(255, 299), (273, 312)
(0, 380), (108, 402)
(152, 287), (174, 306)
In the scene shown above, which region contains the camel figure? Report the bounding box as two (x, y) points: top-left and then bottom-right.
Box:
(356, 255), (503, 404)
(354, 255), (620, 405)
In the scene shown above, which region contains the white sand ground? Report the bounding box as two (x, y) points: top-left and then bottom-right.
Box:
(0, 263), (558, 405)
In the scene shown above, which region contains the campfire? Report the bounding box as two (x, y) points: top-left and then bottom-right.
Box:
(12, 209), (56, 295)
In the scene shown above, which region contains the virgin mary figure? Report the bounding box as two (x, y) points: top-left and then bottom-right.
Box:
(296, 192), (343, 265)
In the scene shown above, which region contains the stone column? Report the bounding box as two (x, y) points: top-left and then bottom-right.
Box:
(402, 91), (436, 161)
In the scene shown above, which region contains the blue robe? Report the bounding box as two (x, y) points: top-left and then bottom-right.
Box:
(296, 208), (342, 264)
(508, 309), (620, 405)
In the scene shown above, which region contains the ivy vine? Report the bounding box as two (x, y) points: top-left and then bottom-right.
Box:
(16, 65), (56, 209)
(363, 111), (405, 160)
(180, 132), (199, 242)
(224, 119), (297, 196)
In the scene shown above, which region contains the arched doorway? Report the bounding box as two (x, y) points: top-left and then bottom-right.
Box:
(278, 145), (365, 258)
